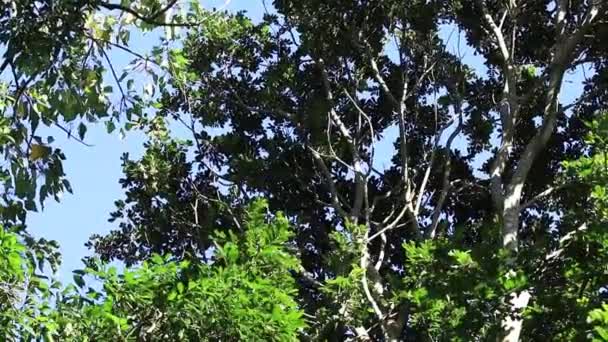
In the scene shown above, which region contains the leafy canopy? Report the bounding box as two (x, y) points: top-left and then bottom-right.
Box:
(1, 0), (608, 341)
(0, 200), (305, 341)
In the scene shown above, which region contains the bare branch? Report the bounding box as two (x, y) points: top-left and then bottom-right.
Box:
(361, 42), (409, 202)
(0, 58), (10, 76)
(519, 185), (564, 211)
(343, 89), (375, 176)
(54, 122), (94, 147)
(309, 147), (350, 219)
(316, 60), (358, 149)
(99, 1), (198, 28)
(427, 107), (464, 239)
(414, 87), (443, 216)
(316, 58), (366, 220)
(368, 217), (414, 242)
(545, 223), (588, 262)
(478, 1), (511, 63)
(97, 42), (126, 104)
(362, 45), (400, 108)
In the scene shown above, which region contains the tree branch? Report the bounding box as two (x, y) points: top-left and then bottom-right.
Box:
(316, 58), (366, 220)
(519, 184), (565, 211)
(309, 147), (350, 219)
(99, 1), (195, 27)
(427, 107), (464, 239)
(502, 0), (601, 249)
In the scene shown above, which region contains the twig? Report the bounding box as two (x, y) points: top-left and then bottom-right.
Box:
(54, 123), (93, 147)
(519, 184), (564, 211)
(99, 1), (198, 27)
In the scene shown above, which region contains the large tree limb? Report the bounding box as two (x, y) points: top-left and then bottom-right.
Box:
(504, 1), (601, 249)
(478, 0), (520, 213)
(359, 232), (388, 339)
(316, 59), (366, 220)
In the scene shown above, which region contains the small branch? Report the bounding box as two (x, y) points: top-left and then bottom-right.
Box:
(90, 35), (160, 67)
(187, 176), (242, 231)
(99, 1), (198, 27)
(367, 208), (413, 242)
(498, 10), (508, 30)
(545, 223), (588, 262)
(477, 0), (511, 63)
(361, 44), (399, 108)
(414, 88), (444, 216)
(316, 60), (358, 150)
(309, 147), (349, 219)
(54, 123), (93, 147)
(0, 58), (11, 76)
(316, 58), (365, 220)
(97, 42), (126, 103)
(519, 185), (564, 211)
(343, 89), (375, 176)
(427, 105), (464, 239)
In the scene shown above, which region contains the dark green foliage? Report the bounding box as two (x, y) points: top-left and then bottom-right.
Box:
(89, 1), (608, 339)
(1, 0), (608, 340)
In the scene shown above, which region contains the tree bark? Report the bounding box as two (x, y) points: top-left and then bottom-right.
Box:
(500, 290), (531, 342)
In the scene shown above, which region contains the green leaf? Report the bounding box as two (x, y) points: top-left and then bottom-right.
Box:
(74, 274), (85, 288)
(78, 122), (87, 141)
(105, 121), (116, 133)
(30, 144), (51, 161)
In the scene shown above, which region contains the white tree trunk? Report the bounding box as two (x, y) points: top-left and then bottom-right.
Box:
(499, 182), (526, 341)
(500, 290), (531, 342)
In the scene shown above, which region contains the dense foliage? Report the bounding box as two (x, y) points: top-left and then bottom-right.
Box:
(0, 200), (305, 340)
(1, 0), (608, 341)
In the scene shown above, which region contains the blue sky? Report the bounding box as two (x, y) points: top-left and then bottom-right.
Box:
(26, 0), (590, 284)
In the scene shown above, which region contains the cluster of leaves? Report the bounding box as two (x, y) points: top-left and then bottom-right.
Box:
(0, 226), (64, 340)
(0, 200), (305, 341)
(0, 0), (193, 291)
(562, 117), (608, 341)
(0, 0), (220, 250)
(0, 227), (28, 333)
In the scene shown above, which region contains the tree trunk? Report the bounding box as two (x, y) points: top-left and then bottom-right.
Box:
(500, 290), (531, 342)
(384, 305), (407, 342)
(499, 183), (526, 342)
(502, 184), (524, 250)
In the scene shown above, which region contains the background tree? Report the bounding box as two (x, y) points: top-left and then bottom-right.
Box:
(2, 0), (608, 341)
(88, 1), (608, 340)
